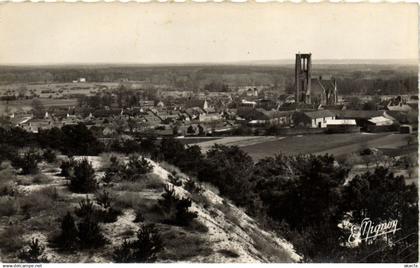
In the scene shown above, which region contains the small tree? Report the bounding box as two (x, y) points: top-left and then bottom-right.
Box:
(59, 157), (76, 177)
(18, 238), (49, 263)
(12, 149), (41, 175)
(53, 212), (79, 250)
(94, 190), (121, 223)
(184, 178), (203, 194)
(69, 159), (97, 193)
(113, 224), (163, 263)
(75, 196), (96, 218)
(77, 215), (107, 249)
(158, 185), (197, 226)
(96, 190), (112, 209)
(168, 173), (183, 187)
(123, 155), (153, 181)
(102, 156), (124, 183)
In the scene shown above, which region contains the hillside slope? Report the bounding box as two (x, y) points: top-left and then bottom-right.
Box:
(0, 156), (301, 263)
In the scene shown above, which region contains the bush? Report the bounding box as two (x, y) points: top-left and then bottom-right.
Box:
(18, 238), (49, 263)
(12, 149), (42, 175)
(123, 155), (153, 181)
(52, 212), (79, 250)
(158, 185), (197, 226)
(42, 148), (56, 163)
(168, 173), (182, 187)
(184, 178), (203, 194)
(77, 215), (107, 249)
(95, 190), (122, 223)
(59, 157), (76, 177)
(96, 190), (112, 209)
(113, 224), (163, 263)
(69, 159), (97, 193)
(75, 196), (96, 218)
(102, 155), (125, 183)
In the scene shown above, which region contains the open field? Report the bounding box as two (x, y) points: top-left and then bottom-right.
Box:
(240, 133), (412, 160)
(0, 98), (79, 114)
(190, 136), (285, 152)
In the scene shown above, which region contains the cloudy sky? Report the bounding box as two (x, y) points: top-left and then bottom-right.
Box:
(0, 3), (417, 64)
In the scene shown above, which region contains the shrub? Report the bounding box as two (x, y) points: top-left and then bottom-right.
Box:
(69, 159), (97, 193)
(97, 207), (122, 223)
(42, 148), (56, 163)
(134, 209), (145, 223)
(75, 196), (96, 218)
(174, 197), (198, 226)
(77, 215), (107, 249)
(59, 157), (76, 177)
(95, 190), (122, 223)
(52, 212), (79, 250)
(95, 190), (112, 209)
(158, 185), (197, 226)
(168, 173), (182, 187)
(184, 178), (203, 194)
(102, 155), (124, 183)
(113, 224), (163, 263)
(123, 154), (153, 181)
(12, 149), (42, 175)
(75, 194), (121, 223)
(18, 238), (49, 263)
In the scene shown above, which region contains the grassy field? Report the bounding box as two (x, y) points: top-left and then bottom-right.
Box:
(190, 136), (285, 152)
(241, 133), (411, 160)
(0, 98), (79, 114)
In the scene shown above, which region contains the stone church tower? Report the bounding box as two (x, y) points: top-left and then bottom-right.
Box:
(295, 53), (312, 104)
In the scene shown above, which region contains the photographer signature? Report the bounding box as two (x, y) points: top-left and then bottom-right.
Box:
(348, 218), (400, 243)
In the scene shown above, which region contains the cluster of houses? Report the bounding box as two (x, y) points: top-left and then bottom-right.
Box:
(2, 91), (417, 137)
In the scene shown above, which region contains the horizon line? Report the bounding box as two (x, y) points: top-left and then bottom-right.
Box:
(0, 58), (418, 67)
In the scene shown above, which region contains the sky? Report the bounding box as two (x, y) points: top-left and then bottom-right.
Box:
(0, 3), (418, 64)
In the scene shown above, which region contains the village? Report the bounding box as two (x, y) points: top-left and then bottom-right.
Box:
(0, 54), (417, 141)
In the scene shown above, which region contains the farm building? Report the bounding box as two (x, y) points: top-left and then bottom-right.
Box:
(292, 110), (336, 128)
(333, 110), (385, 130)
(400, 125), (413, 134)
(326, 119), (360, 133)
(366, 116), (396, 132)
(256, 109), (293, 126)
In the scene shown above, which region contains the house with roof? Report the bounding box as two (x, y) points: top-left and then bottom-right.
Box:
(292, 110), (336, 128)
(333, 110), (385, 130)
(326, 119), (360, 133)
(255, 109), (293, 126)
(366, 116), (396, 132)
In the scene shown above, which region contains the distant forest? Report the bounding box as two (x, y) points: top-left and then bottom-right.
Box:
(0, 64), (417, 95)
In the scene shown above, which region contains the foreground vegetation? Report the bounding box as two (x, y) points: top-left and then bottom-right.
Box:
(0, 125), (417, 262)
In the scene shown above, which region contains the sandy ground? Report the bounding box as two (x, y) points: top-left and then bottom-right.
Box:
(4, 154), (300, 263)
(150, 159), (301, 262)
